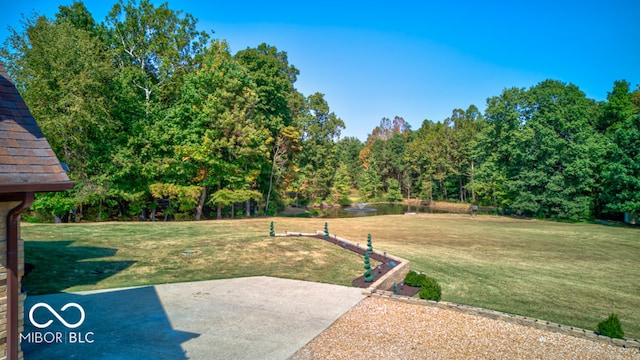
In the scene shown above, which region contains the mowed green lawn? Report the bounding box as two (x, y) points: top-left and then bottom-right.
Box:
(21, 214), (640, 339)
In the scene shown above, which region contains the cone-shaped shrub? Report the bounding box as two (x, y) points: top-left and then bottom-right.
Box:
(364, 252), (371, 270)
(363, 252), (373, 282)
(596, 313), (624, 339)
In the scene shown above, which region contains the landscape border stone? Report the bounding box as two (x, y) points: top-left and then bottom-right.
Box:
(280, 230), (409, 294)
(370, 289), (640, 351)
(275, 229), (639, 351)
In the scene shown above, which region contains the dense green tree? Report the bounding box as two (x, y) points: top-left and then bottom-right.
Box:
(1, 10), (116, 194)
(235, 43), (299, 133)
(265, 125), (301, 213)
(359, 116), (409, 168)
(476, 80), (601, 219)
(335, 137), (365, 188)
(405, 120), (436, 202)
(597, 81), (640, 216)
(31, 192), (76, 223)
(1, 1), (347, 221)
(104, 0), (209, 210)
(3, 1), (636, 222)
(235, 43), (302, 212)
(106, 0), (208, 107)
(296, 93), (345, 202)
(359, 117), (410, 200)
(450, 105), (484, 202)
(148, 183), (201, 220)
(55, 1), (102, 34)
(405, 119), (456, 201)
(330, 163), (352, 205)
(385, 178), (403, 202)
(166, 40), (268, 219)
(358, 159), (383, 200)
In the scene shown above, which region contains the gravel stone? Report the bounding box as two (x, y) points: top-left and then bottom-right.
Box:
(290, 297), (640, 360)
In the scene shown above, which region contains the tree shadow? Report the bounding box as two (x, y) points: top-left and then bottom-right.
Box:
(22, 286), (199, 359)
(23, 240), (135, 295)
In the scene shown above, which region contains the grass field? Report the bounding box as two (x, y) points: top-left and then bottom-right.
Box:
(21, 214), (640, 339)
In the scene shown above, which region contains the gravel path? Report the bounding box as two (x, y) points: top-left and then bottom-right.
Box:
(290, 297), (640, 360)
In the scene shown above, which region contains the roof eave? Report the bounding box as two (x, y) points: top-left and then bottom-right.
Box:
(0, 181), (75, 196)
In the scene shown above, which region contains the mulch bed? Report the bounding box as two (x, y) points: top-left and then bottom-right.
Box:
(352, 272), (421, 296)
(312, 234), (420, 297)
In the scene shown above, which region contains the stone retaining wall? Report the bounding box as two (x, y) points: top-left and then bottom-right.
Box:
(371, 290), (640, 351)
(321, 232), (409, 296)
(279, 231), (410, 294)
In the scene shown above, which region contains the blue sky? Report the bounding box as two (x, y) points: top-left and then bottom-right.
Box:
(2, 1), (639, 140)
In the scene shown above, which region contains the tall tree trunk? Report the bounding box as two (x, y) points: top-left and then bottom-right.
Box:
(471, 160), (476, 204)
(246, 199), (251, 217)
(442, 180), (447, 200)
(195, 185), (206, 221)
(265, 156), (276, 215)
(231, 203), (235, 219)
(216, 183), (222, 219)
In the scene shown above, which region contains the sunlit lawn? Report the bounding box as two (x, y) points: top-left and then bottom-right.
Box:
(21, 214), (640, 339)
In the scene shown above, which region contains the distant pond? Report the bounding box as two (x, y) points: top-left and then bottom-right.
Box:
(317, 203), (451, 218)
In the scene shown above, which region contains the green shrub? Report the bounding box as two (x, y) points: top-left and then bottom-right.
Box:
(405, 271), (442, 300)
(404, 271), (427, 287)
(420, 277), (442, 301)
(174, 213), (193, 221)
(596, 313), (625, 339)
(418, 277), (442, 301)
(22, 211), (52, 223)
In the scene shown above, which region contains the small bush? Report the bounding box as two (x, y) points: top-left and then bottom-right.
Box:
(405, 271), (442, 301)
(404, 271), (427, 287)
(174, 213), (193, 221)
(596, 313), (625, 339)
(418, 277), (442, 301)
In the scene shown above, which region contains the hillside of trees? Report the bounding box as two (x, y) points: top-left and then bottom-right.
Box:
(2, 1), (638, 222)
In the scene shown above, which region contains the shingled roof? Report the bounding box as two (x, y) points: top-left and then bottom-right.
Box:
(0, 62), (74, 193)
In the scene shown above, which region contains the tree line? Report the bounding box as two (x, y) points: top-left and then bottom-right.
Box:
(2, 1), (638, 222)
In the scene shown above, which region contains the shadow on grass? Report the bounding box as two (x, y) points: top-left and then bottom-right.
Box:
(23, 240), (135, 295)
(22, 286), (199, 359)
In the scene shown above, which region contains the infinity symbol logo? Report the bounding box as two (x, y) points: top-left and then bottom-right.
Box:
(29, 303), (86, 329)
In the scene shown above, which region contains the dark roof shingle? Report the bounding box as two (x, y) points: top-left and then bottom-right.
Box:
(0, 62), (73, 192)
